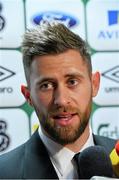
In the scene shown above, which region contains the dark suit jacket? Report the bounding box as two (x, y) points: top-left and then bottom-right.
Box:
(0, 130), (117, 179)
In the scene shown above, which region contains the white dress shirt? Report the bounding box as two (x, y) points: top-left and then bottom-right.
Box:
(38, 125), (94, 179)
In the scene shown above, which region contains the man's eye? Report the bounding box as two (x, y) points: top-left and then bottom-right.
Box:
(68, 79), (78, 86)
(40, 82), (53, 91)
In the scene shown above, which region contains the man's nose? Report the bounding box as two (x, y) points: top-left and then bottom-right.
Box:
(53, 86), (70, 107)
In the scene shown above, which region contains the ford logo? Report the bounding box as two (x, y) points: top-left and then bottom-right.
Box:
(32, 11), (78, 28)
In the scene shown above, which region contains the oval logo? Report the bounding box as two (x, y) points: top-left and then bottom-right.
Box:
(32, 11), (78, 28)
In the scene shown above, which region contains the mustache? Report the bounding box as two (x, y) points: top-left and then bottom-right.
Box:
(48, 105), (80, 116)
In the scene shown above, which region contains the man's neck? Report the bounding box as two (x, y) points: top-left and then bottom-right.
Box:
(64, 124), (90, 153)
(41, 123), (90, 153)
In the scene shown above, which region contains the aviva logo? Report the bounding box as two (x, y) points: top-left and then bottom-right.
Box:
(108, 10), (119, 25)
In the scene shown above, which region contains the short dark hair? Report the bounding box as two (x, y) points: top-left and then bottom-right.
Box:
(21, 22), (92, 83)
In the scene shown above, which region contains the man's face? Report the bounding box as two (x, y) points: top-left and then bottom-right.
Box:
(24, 49), (100, 145)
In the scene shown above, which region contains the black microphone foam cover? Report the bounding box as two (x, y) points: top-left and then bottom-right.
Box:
(78, 146), (113, 179)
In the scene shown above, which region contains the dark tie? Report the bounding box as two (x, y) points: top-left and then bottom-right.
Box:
(73, 153), (80, 179)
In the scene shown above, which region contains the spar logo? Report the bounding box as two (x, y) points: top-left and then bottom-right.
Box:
(32, 11), (78, 28)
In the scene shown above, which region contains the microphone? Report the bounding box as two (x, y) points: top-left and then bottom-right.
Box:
(110, 141), (119, 177)
(77, 146), (113, 179)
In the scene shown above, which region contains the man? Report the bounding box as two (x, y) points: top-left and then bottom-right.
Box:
(0, 22), (117, 179)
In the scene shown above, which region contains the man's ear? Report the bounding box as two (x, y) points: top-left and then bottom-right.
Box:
(91, 72), (100, 97)
(21, 85), (33, 106)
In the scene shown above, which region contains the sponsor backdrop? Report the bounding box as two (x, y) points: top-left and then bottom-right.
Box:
(0, 0), (119, 154)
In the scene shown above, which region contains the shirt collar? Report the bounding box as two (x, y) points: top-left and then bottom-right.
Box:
(80, 126), (94, 152)
(38, 125), (75, 175)
(38, 125), (94, 175)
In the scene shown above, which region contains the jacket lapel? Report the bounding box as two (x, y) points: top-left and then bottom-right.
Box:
(93, 134), (116, 155)
(23, 130), (58, 179)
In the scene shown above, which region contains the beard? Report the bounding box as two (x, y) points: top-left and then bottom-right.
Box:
(36, 101), (92, 145)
